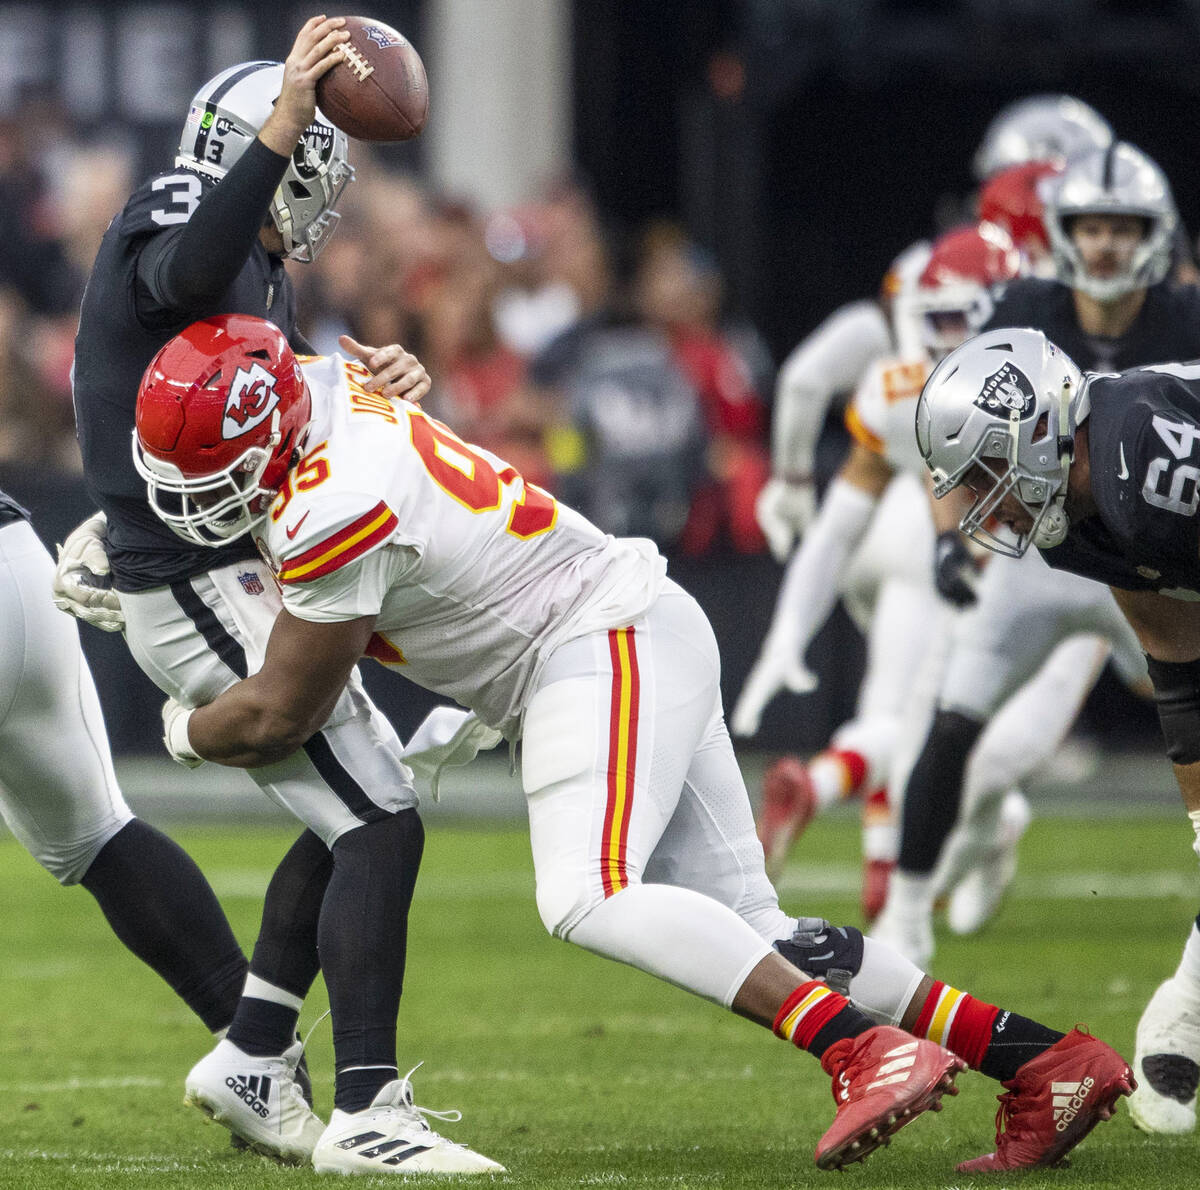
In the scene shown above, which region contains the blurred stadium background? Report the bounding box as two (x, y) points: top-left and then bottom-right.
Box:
(1, 0), (1198, 775)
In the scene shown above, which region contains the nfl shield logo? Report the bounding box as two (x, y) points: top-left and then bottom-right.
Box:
(238, 570), (265, 596)
(364, 24), (404, 49)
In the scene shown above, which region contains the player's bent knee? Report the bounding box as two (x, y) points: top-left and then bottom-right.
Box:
(534, 870), (607, 940)
(773, 917), (864, 996)
(43, 818), (133, 885)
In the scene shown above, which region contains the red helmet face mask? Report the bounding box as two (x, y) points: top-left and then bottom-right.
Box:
(896, 224), (1022, 361)
(134, 314), (311, 546)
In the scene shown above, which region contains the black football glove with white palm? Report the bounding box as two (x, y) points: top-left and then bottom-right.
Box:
(934, 530), (980, 608)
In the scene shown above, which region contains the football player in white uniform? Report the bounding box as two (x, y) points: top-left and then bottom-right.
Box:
(131, 312), (1136, 1176)
(732, 225), (1115, 922)
(747, 245), (928, 909)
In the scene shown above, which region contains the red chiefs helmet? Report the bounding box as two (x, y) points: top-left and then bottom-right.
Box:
(977, 160), (1062, 269)
(134, 314), (311, 546)
(896, 223), (1022, 361)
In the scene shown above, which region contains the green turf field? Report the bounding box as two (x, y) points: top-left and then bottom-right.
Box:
(1, 809), (1197, 1188)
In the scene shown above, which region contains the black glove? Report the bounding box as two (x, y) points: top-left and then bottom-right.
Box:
(934, 530), (979, 607)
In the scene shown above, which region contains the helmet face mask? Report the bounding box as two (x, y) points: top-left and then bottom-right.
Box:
(893, 224), (1021, 362)
(133, 420), (281, 548)
(916, 327), (1083, 557)
(1044, 142), (1177, 301)
(135, 315), (312, 547)
(176, 62), (354, 261)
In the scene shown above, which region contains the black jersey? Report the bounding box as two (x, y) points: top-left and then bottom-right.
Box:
(0, 488), (29, 528)
(984, 278), (1200, 373)
(73, 144), (303, 592)
(1041, 365), (1200, 594)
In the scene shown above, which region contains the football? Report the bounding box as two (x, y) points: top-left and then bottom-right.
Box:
(315, 16), (429, 141)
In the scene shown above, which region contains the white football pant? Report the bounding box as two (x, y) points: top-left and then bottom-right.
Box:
(121, 558), (418, 846)
(0, 520), (133, 883)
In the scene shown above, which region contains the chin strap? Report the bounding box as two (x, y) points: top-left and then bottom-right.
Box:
(1029, 373), (1077, 549)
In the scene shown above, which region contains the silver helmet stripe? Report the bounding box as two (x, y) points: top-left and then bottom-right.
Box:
(191, 61), (275, 162)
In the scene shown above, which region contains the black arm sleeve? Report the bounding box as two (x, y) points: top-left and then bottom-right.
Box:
(138, 138), (292, 312)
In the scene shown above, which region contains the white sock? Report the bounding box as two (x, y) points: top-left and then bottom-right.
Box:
(808, 755), (849, 808)
(1174, 924), (1200, 994)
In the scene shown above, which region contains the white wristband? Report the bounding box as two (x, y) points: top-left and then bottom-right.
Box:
(164, 702), (203, 767)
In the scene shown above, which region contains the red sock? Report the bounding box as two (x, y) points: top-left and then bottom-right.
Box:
(828, 749), (869, 799)
(774, 980), (874, 1060)
(909, 980), (999, 1069)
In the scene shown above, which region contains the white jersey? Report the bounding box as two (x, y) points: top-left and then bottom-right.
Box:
(844, 355), (931, 476)
(258, 354), (667, 738)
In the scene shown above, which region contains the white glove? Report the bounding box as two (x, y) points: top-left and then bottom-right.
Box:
(51, 511), (125, 633)
(162, 698), (204, 768)
(730, 633), (819, 738)
(756, 477), (817, 563)
(1190, 808), (1200, 864)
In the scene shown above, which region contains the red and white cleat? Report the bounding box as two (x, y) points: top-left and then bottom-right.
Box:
(956, 1027), (1134, 1172)
(814, 1025), (965, 1171)
(758, 757), (817, 880)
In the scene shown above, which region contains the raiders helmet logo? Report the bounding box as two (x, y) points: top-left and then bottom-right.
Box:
(293, 121), (335, 180)
(222, 363), (281, 439)
(974, 363), (1037, 420)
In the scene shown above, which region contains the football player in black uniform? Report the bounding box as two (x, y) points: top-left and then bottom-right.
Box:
(54, 17), (499, 1173)
(875, 143), (1200, 957)
(918, 325), (1200, 1137)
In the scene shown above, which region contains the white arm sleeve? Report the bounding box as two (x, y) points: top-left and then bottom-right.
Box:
(765, 476), (880, 657)
(771, 300), (892, 478)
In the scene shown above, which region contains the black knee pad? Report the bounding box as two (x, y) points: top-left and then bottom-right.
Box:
(773, 917), (865, 997)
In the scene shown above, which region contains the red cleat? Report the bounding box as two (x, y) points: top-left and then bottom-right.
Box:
(860, 858), (895, 923)
(758, 757), (817, 879)
(956, 1027), (1135, 1172)
(814, 1025), (965, 1171)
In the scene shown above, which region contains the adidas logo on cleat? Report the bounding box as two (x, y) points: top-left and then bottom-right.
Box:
(226, 1073), (272, 1119)
(1051, 1076), (1094, 1131)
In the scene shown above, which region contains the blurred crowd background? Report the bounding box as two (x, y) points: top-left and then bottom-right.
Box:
(1, 0), (1196, 754)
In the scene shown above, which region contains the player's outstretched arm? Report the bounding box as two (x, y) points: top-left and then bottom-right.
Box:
(170, 609), (375, 767)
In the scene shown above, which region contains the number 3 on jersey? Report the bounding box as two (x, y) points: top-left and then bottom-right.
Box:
(407, 408), (557, 539)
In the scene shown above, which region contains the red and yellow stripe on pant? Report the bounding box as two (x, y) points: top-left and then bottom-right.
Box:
(601, 627), (641, 897)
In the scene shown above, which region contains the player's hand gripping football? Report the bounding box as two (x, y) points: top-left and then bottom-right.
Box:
(51, 510), (125, 633)
(338, 336), (432, 403)
(258, 15), (350, 155)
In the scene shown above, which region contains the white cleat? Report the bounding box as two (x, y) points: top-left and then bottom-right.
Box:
(185, 1037), (325, 1163)
(311, 1071), (504, 1175)
(1129, 976), (1200, 1134)
(946, 790), (1032, 936)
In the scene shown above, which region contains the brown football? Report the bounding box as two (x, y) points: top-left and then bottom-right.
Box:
(315, 16), (429, 142)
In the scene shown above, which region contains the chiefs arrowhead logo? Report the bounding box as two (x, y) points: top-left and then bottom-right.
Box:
(222, 363), (281, 439)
